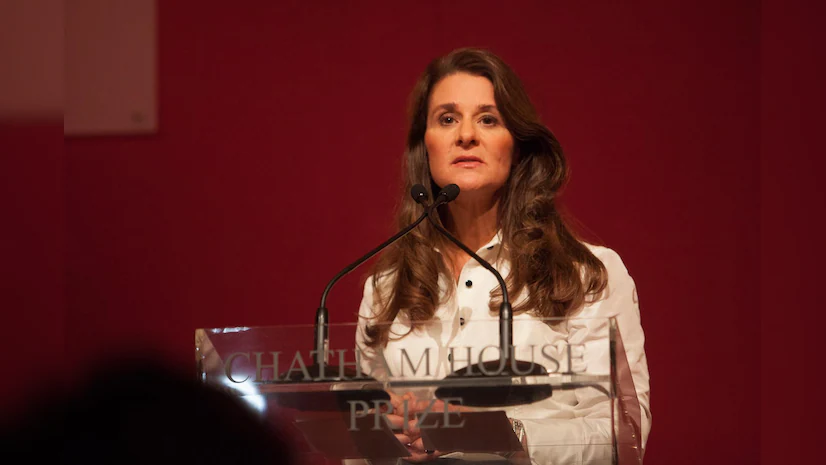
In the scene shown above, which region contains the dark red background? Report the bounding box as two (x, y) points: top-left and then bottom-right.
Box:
(3, 1), (822, 464)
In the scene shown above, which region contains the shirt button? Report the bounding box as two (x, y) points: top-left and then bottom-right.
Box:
(459, 317), (465, 326)
(448, 353), (453, 362)
(465, 280), (473, 288)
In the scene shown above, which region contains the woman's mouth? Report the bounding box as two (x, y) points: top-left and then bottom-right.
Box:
(453, 156), (483, 167)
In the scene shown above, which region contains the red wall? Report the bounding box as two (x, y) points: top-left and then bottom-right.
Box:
(760, 1), (824, 462)
(0, 123), (64, 412)
(9, 1), (769, 463)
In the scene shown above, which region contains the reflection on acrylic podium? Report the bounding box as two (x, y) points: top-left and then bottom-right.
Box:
(195, 317), (643, 465)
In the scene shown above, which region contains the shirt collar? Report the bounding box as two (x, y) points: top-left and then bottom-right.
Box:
(480, 230), (503, 252)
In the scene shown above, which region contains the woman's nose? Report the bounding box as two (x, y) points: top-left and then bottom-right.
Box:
(456, 119), (477, 147)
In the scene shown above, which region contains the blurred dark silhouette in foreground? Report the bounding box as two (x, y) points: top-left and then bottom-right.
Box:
(0, 354), (295, 464)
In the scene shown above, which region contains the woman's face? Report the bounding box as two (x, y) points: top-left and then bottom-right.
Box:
(425, 72), (515, 199)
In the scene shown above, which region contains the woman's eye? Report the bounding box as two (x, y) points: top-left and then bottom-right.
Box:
(439, 115), (456, 125)
(480, 115), (499, 126)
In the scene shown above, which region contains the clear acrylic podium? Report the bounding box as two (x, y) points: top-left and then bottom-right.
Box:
(195, 317), (643, 465)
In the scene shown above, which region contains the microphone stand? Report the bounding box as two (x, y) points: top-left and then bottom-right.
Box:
(312, 185), (443, 372)
(426, 185), (552, 407)
(275, 186), (443, 411)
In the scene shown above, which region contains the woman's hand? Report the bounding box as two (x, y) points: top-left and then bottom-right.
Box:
(386, 392), (438, 460)
(383, 411), (441, 461)
(385, 391), (476, 461)
(391, 391), (475, 419)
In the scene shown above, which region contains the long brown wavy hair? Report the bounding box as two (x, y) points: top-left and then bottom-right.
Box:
(363, 48), (607, 348)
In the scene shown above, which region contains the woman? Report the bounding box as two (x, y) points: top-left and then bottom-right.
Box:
(356, 48), (651, 464)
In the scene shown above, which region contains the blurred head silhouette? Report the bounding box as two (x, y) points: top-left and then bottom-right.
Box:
(1, 354), (295, 464)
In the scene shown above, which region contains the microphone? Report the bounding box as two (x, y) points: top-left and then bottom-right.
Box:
(276, 184), (451, 411)
(426, 184), (553, 407)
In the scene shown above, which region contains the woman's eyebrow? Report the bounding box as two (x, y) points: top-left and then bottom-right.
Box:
(430, 103), (499, 116)
(430, 102), (457, 116)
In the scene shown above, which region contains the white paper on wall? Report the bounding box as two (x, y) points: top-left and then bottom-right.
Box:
(65, 0), (157, 136)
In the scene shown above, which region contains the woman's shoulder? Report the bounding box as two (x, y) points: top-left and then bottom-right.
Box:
(582, 242), (627, 271)
(358, 269), (398, 319)
(583, 243), (632, 277)
(361, 269), (396, 296)
(580, 243), (638, 308)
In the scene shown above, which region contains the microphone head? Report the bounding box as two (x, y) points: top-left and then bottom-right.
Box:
(440, 184), (460, 202)
(410, 184), (428, 205)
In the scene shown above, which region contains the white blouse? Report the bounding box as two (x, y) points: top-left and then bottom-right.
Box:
(356, 234), (651, 465)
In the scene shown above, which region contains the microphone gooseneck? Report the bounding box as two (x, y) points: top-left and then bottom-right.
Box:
(426, 184), (552, 407)
(314, 184), (443, 367)
(278, 184), (442, 411)
(425, 184), (511, 349)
